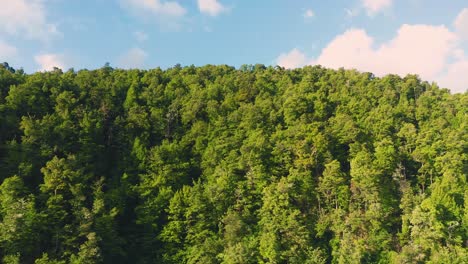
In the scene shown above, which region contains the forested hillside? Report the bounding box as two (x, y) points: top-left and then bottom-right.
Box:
(0, 63), (466, 263)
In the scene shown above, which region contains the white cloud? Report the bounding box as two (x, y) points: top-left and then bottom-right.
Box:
(316, 25), (458, 80)
(276, 48), (307, 69)
(0, 0), (60, 41)
(454, 8), (468, 40)
(304, 9), (315, 18)
(121, 0), (187, 17)
(362, 0), (392, 16)
(134, 31), (148, 42)
(117, 47), (148, 68)
(0, 40), (18, 61)
(437, 57), (468, 93)
(35, 53), (67, 71)
(277, 22), (468, 93)
(197, 0), (227, 16)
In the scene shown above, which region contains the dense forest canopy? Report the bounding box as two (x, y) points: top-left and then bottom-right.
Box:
(0, 62), (466, 263)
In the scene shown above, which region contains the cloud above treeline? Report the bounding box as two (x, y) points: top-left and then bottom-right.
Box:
(277, 8), (468, 93)
(35, 53), (67, 71)
(117, 47), (148, 69)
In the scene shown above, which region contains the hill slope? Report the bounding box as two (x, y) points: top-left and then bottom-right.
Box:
(0, 64), (466, 263)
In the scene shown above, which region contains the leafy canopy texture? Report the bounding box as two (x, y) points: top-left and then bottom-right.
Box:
(0, 63), (466, 263)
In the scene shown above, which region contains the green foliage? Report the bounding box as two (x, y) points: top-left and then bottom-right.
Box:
(0, 64), (466, 263)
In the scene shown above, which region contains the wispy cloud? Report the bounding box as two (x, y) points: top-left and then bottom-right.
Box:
(117, 47), (148, 69)
(134, 31), (149, 42)
(0, 40), (18, 61)
(454, 8), (468, 40)
(120, 0), (187, 30)
(0, 0), (60, 42)
(304, 9), (315, 18)
(362, 0), (393, 16)
(197, 0), (228, 16)
(121, 0), (187, 17)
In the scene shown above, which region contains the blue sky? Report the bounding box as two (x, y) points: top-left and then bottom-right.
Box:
(0, 0), (467, 92)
